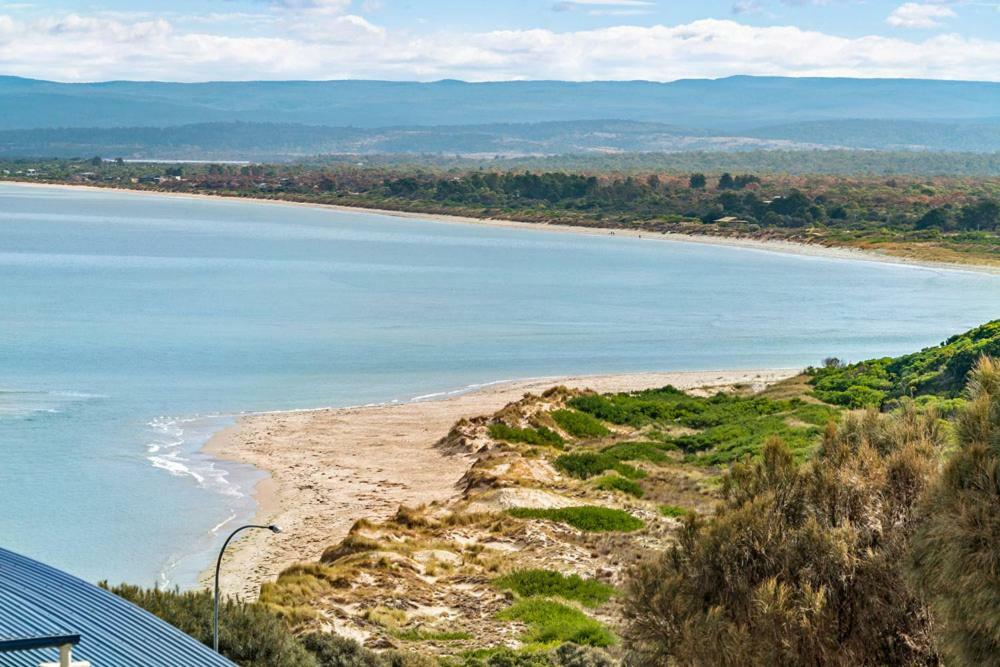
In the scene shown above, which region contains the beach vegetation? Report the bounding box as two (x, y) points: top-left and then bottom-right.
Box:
(552, 452), (644, 480)
(507, 506), (644, 532)
(622, 401), (947, 665)
(104, 583), (405, 666)
(493, 569), (616, 608)
(600, 441), (670, 463)
(497, 598), (616, 648)
(592, 474), (644, 498)
(549, 409), (610, 439)
(657, 504), (693, 519)
(906, 357), (1000, 664)
(569, 387), (841, 464)
(489, 423), (565, 448)
(809, 320), (1000, 408)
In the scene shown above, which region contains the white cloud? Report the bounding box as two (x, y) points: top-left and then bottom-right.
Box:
(887, 2), (957, 28)
(0, 14), (997, 82)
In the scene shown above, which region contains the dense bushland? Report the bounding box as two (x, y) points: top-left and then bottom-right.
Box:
(622, 402), (947, 665)
(907, 358), (1000, 665)
(810, 319), (1000, 408)
(11, 159), (999, 265)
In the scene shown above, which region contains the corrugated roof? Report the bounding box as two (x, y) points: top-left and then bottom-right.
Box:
(0, 547), (235, 666)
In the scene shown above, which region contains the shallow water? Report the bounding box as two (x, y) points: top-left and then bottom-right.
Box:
(1, 182), (997, 587)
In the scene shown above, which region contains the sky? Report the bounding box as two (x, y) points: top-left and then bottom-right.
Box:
(0, 0), (998, 82)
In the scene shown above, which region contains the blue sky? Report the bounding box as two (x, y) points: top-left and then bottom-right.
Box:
(0, 0), (997, 81)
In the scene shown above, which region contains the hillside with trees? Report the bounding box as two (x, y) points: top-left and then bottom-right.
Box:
(6, 159), (996, 267)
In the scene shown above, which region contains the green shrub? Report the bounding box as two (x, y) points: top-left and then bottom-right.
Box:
(593, 475), (644, 498)
(489, 423), (565, 447)
(658, 504), (692, 518)
(907, 357), (1000, 665)
(299, 632), (388, 666)
(494, 569), (616, 608)
(550, 409), (610, 439)
(623, 405), (946, 666)
(104, 584), (315, 665)
(497, 598), (616, 647)
(809, 320), (1000, 407)
(103, 584), (408, 667)
(553, 452), (643, 480)
(601, 441), (669, 463)
(508, 506), (644, 532)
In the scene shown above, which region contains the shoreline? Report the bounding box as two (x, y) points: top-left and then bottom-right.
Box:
(3, 179), (997, 276)
(200, 368), (798, 600)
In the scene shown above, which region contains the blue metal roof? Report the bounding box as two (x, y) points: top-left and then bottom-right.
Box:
(0, 547), (235, 666)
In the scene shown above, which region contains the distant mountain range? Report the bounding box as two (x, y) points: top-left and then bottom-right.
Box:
(1, 75), (998, 158)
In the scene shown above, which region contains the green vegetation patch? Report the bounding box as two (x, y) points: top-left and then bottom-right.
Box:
(493, 569), (616, 608)
(497, 598), (616, 647)
(593, 475), (644, 498)
(810, 320), (1000, 408)
(489, 423), (565, 448)
(659, 504), (694, 519)
(602, 441), (671, 463)
(508, 506), (644, 532)
(553, 452), (644, 480)
(571, 386), (841, 465)
(549, 409), (611, 439)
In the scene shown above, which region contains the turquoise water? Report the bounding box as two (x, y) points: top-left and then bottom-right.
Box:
(1, 182), (998, 588)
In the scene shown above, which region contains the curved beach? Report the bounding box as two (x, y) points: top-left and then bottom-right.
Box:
(204, 369), (797, 599)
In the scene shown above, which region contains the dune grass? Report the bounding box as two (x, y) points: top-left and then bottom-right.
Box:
(550, 409), (611, 439)
(659, 504), (693, 518)
(593, 475), (644, 498)
(553, 452), (645, 480)
(601, 441), (671, 463)
(488, 423), (565, 448)
(497, 598), (616, 647)
(507, 506), (644, 532)
(493, 569), (616, 608)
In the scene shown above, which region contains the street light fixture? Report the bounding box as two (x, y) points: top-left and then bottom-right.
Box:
(213, 523), (281, 653)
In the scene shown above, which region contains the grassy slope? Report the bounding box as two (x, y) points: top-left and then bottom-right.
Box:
(809, 319), (1000, 408)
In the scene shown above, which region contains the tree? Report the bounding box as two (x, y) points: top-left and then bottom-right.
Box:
(915, 207), (951, 230)
(957, 199), (1000, 231)
(688, 173), (706, 189)
(717, 173), (735, 190)
(623, 406), (944, 666)
(907, 357), (1000, 665)
(90, 156), (103, 166)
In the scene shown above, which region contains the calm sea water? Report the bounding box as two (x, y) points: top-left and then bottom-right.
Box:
(1, 182), (998, 588)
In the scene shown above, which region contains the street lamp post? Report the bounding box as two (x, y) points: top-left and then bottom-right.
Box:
(213, 523), (281, 653)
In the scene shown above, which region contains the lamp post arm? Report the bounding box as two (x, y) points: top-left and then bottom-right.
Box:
(213, 524), (275, 653)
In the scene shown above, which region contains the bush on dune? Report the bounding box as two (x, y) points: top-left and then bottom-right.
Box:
(622, 401), (946, 665)
(497, 598), (616, 648)
(493, 569), (616, 608)
(508, 506), (644, 532)
(103, 584), (415, 667)
(907, 357), (1000, 665)
(550, 409), (611, 439)
(553, 452), (644, 480)
(810, 320), (1000, 408)
(489, 423), (565, 447)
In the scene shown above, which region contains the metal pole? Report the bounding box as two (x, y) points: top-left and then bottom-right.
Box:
(213, 523), (281, 653)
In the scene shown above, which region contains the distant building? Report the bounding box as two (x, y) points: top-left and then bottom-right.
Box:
(0, 547), (235, 667)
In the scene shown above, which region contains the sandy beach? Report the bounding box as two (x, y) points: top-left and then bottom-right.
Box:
(203, 368), (797, 599)
(4, 180), (997, 276)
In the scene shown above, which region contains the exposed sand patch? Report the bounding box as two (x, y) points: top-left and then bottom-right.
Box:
(202, 368), (796, 599)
